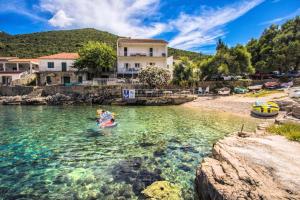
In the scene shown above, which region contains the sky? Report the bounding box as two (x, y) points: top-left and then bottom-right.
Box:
(0, 0), (299, 54)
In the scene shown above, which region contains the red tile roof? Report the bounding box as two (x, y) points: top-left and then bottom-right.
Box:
(38, 53), (79, 60)
(118, 38), (168, 44)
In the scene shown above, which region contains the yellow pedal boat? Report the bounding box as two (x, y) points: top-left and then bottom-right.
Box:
(251, 101), (279, 117)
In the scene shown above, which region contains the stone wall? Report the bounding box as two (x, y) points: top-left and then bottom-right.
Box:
(42, 85), (122, 98)
(0, 86), (34, 96)
(37, 71), (85, 85)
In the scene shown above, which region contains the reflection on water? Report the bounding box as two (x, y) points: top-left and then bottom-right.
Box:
(0, 105), (259, 199)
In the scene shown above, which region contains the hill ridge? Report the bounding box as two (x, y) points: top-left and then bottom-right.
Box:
(0, 28), (206, 60)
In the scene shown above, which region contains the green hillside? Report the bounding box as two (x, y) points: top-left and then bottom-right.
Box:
(0, 28), (206, 60)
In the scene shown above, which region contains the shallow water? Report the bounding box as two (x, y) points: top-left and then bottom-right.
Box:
(0, 105), (259, 199)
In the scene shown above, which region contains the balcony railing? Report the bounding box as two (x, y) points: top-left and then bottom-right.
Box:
(130, 53), (147, 57)
(120, 52), (167, 57)
(118, 68), (140, 74)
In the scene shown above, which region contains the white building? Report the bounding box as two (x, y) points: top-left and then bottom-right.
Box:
(0, 57), (38, 85)
(37, 52), (87, 85)
(117, 38), (173, 78)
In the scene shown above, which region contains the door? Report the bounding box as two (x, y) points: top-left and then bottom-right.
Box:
(62, 62), (67, 72)
(1, 76), (6, 85)
(46, 76), (52, 84)
(63, 76), (71, 84)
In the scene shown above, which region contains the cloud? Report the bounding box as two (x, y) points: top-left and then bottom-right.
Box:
(260, 8), (300, 25)
(40, 0), (167, 38)
(169, 0), (265, 50)
(0, 0), (266, 51)
(49, 10), (73, 27)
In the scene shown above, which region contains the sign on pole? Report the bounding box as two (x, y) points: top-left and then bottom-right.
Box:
(123, 89), (135, 99)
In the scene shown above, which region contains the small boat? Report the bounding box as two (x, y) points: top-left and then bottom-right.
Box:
(263, 82), (280, 90)
(251, 101), (279, 117)
(100, 122), (118, 129)
(218, 87), (231, 95)
(248, 84), (263, 91)
(234, 87), (248, 94)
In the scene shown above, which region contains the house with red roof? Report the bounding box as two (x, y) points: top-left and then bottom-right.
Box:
(37, 52), (87, 85)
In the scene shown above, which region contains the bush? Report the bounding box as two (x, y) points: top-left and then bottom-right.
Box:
(139, 66), (171, 88)
(267, 123), (300, 141)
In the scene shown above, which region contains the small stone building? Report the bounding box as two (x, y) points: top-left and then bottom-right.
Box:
(37, 53), (87, 85)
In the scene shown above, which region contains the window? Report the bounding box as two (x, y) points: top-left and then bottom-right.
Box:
(135, 63), (140, 68)
(48, 62), (54, 68)
(78, 76), (83, 83)
(61, 62), (67, 72)
(124, 47), (128, 56)
(149, 48), (153, 57)
(124, 63), (129, 70)
(149, 62), (155, 66)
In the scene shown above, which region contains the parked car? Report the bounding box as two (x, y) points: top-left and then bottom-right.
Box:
(222, 75), (233, 81)
(251, 72), (272, 80)
(271, 71), (285, 78)
(287, 70), (300, 78)
(205, 74), (223, 81)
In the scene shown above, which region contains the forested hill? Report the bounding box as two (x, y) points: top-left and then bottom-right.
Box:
(0, 28), (206, 60)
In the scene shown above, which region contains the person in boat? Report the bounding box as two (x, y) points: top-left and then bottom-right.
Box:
(100, 118), (115, 128)
(97, 110), (114, 124)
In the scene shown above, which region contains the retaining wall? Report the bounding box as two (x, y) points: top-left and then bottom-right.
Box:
(0, 86), (34, 96)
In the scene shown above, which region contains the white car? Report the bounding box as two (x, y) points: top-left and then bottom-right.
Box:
(289, 87), (300, 98)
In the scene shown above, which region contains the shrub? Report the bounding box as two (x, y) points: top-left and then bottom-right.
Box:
(139, 66), (171, 88)
(267, 123), (300, 141)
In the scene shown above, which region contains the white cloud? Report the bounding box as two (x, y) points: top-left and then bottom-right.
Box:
(169, 0), (265, 50)
(40, 0), (167, 38)
(49, 10), (73, 27)
(0, 0), (266, 51)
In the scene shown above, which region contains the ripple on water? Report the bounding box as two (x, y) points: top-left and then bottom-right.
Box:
(0, 105), (259, 199)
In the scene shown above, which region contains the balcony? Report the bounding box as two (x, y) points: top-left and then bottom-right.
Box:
(130, 53), (147, 57)
(119, 52), (167, 57)
(118, 68), (140, 74)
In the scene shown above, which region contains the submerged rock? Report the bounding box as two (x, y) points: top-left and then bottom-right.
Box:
(195, 134), (300, 200)
(141, 181), (182, 200)
(66, 168), (95, 184)
(112, 157), (163, 195)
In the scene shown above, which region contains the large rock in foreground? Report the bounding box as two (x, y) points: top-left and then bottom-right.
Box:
(195, 135), (300, 200)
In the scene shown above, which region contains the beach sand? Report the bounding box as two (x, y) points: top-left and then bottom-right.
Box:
(183, 92), (289, 117)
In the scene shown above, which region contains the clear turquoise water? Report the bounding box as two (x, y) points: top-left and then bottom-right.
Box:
(0, 105), (259, 199)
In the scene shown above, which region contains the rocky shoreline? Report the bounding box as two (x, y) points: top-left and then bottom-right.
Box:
(0, 93), (195, 106)
(195, 123), (300, 200)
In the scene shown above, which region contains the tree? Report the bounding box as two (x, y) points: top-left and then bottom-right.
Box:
(229, 45), (255, 74)
(246, 16), (300, 72)
(139, 66), (171, 88)
(73, 41), (116, 77)
(172, 56), (197, 86)
(199, 42), (254, 79)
